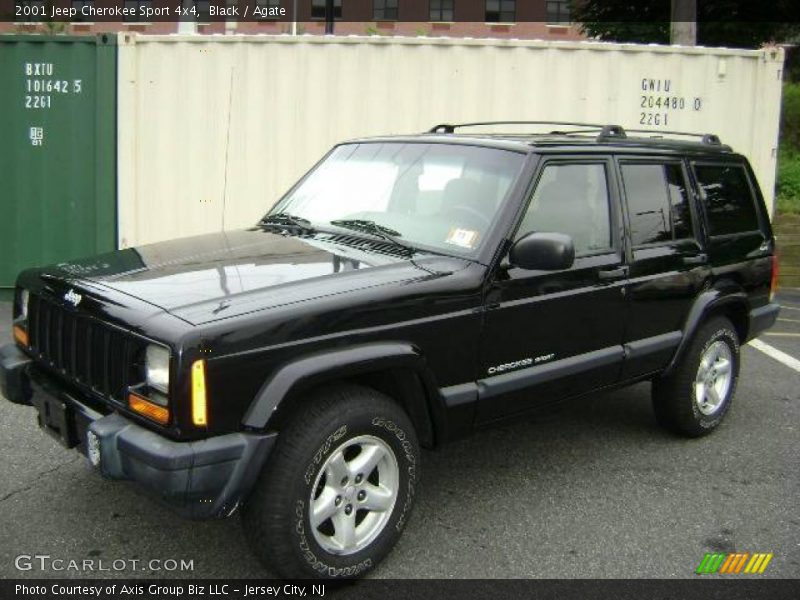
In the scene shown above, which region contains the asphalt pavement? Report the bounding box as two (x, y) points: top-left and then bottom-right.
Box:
(0, 294), (798, 580)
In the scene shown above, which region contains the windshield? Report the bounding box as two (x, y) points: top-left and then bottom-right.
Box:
(269, 142), (526, 255)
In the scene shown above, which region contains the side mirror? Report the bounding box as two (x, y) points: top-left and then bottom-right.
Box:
(508, 232), (575, 271)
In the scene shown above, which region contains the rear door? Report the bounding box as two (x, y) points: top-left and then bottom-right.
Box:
(616, 157), (708, 379)
(476, 156), (628, 423)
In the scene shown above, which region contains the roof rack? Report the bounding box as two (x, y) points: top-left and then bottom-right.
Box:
(426, 121), (722, 145)
(428, 121), (608, 134)
(624, 129), (722, 145)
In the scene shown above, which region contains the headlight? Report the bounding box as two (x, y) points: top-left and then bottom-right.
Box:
(145, 345), (170, 394)
(19, 289), (29, 320)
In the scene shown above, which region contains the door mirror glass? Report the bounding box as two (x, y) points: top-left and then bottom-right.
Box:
(509, 232), (575, 271)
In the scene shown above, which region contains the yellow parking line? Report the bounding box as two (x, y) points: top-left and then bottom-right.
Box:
(765, 332), (800, 337)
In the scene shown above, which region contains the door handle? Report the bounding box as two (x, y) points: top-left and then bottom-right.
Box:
(597, 266), (629, 281)
(682, 253), (708, 266)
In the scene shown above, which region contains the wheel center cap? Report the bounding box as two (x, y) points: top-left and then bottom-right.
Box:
(344, 485), (356, 501)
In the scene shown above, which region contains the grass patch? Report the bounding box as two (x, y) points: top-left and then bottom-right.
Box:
(777, 83), (800, 216)
(777, 150), (800, 215)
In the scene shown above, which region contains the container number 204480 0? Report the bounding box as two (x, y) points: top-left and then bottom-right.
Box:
(639, 93), (702, 127)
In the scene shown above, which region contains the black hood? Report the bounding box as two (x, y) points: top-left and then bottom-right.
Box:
(34, 229), (469, 325)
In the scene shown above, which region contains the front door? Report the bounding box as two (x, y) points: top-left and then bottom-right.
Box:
(477, 158), (629, 423)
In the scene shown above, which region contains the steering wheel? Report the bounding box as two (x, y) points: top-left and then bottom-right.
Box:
(447, 204), (491, 229)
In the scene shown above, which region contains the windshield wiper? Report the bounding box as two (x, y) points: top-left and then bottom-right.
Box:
(329, 219), (415, 256)
(259, 212), (315, 232)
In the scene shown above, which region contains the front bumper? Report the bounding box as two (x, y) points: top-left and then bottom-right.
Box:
(0, 343), (276, 519)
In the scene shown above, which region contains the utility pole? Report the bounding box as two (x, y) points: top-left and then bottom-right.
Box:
(670, 0), (697, 46)
(325, 0), (335, 34)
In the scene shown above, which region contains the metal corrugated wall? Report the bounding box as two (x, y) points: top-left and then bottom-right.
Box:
(115, 35), (783, 247)
(0, 35), (117, 288)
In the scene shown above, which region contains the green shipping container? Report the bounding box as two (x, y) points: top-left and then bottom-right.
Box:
(0, 34), (117, 289)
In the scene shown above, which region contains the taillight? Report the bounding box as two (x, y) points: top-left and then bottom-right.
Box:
(770, 252), (779, 301)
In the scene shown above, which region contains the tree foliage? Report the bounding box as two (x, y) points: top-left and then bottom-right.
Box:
(571, 0), (800, 49)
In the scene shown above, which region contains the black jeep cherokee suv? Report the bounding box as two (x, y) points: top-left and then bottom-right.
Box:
(0, 122), (780, 578)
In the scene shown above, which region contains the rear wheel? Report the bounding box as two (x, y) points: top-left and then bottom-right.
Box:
(242, 384), (420, 579)
(652, 317), (740, 437)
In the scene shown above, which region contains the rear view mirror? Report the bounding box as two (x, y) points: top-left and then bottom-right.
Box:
(509, 232), (575, 271)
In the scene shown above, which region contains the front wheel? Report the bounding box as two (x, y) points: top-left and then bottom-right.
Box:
(242, 384), (420, 579)
(653, 316), (740, 437)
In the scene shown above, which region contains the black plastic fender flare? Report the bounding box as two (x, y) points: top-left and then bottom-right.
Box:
(241, 342), (444, 439)
(662, 286), (749, 377)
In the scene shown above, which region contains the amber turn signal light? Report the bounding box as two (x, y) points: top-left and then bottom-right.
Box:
(191, 359), (208, 426)
(13, 325), (29, 347)
(129, 392), (170, 425)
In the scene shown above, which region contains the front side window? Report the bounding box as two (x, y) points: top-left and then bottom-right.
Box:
(430, 0), (454, 21)
(311, 0), (342, 19)
(621, 163), (693, 246)
(374, 0), (398, 20)
(485, 0), (515, 22)
(271, 143), (526, 255)
(516, 163), (612, 256)
(694, 164), (759, 236)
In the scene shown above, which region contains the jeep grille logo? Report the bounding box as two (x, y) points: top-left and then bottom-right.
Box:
(63, 289), (82, 308)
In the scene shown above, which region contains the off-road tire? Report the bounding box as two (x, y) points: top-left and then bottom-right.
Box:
(242, 384), (420, 579)
(652, 316), (740, 437)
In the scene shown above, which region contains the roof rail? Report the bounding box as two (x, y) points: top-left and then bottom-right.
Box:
(427, 122), (723, 145)
(428, 121), (607, 134)
(622, 129), (723, 145)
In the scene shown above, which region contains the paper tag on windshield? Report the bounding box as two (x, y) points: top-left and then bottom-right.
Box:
(445, 228), (479, 249)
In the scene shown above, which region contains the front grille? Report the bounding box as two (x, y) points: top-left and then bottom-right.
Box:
(27, 294), (143, 401)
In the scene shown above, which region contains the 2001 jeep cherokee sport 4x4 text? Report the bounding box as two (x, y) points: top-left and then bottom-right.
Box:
(0, 122), (781, 579)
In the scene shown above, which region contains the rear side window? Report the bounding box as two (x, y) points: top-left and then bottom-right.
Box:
(621, 163), (693, 246)
(694, 164), (759, 236)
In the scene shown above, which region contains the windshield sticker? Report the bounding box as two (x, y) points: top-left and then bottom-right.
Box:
(445, 228), (479, 249)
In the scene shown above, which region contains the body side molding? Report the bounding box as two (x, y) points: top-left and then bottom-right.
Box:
(624, 331), (683, 359)
(476, 345), (624, 399)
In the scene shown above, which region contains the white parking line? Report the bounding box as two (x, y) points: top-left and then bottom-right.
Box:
(765, 333), (800, 338)
(749, 339), (800, 372)
(780, 305), (800, 312)
(777, 318), (800, 323)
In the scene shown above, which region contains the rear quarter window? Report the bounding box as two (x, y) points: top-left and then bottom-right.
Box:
(693, 163), (759, 236)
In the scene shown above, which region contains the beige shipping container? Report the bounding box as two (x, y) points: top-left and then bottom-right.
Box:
(116, 34), (785, 248)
